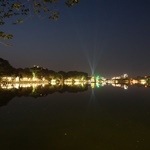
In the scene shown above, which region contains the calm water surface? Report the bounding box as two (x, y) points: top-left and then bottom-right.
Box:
(0, 85), (150, 150)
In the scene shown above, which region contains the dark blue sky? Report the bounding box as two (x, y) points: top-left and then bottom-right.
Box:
(1, 0), (150, 77)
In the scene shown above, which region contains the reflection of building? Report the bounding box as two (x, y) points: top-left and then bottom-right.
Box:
(91, 76), (95, 83)
(112, 83), (128, 90)
(91, 83), (95, 88)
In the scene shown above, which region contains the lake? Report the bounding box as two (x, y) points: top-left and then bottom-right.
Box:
(0, 84), (150, 150)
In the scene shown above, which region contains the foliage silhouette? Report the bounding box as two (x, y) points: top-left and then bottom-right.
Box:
(0, 0), (79, 45)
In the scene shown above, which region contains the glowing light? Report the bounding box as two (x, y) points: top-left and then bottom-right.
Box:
(21, 77), (31, 81)
(15, 77), (20, 82)
(74, 81), (80, 85)
(124, 85), (128, 90)
(140, 79), (146, 85)
(51, 79), (56, 85)
(91, 76), (95, 83)
(2, 77), (13, 81)
(96, 83), (100, 88)
(112, 84), (121, 87)
(123, 74), (128, 78)
(114, 80), (119, 84)
(32, 77), (38, 81)
(96, 76), (99, 79)
(91, 83), (95, 88)
(74, 79), (80, 84)
(101, 81), (106, 86)
(96, 76), (100, 83)
(14, 84), (20, 89)
(132, 80), (138, 84)
(64, 79), (73, 85)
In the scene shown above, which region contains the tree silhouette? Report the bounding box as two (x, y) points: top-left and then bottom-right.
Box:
(0, 0), (79, 46)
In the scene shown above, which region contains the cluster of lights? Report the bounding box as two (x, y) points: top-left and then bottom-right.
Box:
(51, 78), (87, 86)
(0, 76), (89, 90)
(0, 83), (48, 89)
(1, 76), (48, 83)
(89, 74), (149, 89)
(0, 74), (149, 90)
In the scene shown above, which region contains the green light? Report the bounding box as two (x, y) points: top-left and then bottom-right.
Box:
(97, 76), (100, 78)
(96, 83), (100, 88)
(96, 76), (100, 80)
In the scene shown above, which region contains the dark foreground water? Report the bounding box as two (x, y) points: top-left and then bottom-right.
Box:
(0, 85), (150, 150)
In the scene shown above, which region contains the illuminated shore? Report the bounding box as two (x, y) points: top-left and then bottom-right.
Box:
(0, 75), (150, 90)
(0, 77), (88, 85)
(1, 58), (150, 89)
(0, 78), (150, 108)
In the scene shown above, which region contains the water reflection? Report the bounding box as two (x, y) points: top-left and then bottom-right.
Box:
(0, 83), (88, 107)
(0, 83), (150, 150)
(0, 81), (150, 108)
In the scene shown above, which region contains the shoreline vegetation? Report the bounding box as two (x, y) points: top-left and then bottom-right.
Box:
(0, 58), (150, 88)
(0, 58), (89, 84)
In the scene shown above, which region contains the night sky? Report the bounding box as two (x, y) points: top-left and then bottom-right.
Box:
(1, 0), (150, 78)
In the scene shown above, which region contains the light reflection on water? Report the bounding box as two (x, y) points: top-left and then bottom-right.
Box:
(0, 84), (150, 150)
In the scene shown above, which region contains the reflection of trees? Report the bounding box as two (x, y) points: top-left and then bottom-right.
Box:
(1, 81), (150, 108)
(59, 84), (88, 93)
(0, 84), (88, 108)
(0, 90), (16, 107)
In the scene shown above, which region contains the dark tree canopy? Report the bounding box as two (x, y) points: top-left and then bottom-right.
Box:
(0, 58), (15, 75)
(0, 0), (79, 45)
(0, 57), (88, 81)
